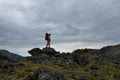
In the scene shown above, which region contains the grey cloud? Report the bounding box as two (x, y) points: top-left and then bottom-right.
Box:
(0, 0), (120, 56)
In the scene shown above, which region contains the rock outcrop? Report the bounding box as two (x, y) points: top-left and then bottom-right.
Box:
(28, 48), (42, 56)
(28, 47), (90, 66)
(98, 44), (120, 64)
(28, 44), (120, 66)
(1, 44), (120, 80)
(100, 44), (120, 60)
(72, 53), (89, 65)
(28, 47), (60, 56)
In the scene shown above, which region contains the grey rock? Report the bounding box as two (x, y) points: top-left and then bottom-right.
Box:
(8, 69), (16, 75)
(28, 47), (60, 57)
(99, 44), (120, 64)
(26, 76), (35, 80)
(28, 48), (61, 65)
(0, 61), (15, 69)
(28, 48), (42, 56)
(98, 76), (105, 80)
(42, 47), (56, 55)
(41, 59), (57, 65)
(68, 72), (87, 80)
(33, 69), (66, 80)
(28, 47), (90, 66)
(114, 74), (120, 80)
(90, 71), (98, 77)
(114, 65), (120, 69)
(16, 63), (25, 68)
(90, 65), (100, 70)
(72, 53), (89, 65)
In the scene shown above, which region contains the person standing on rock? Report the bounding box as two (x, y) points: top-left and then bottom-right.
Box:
(45, 33), (51, 48)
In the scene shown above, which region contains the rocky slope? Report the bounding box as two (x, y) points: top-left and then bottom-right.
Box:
(0, 50), (26, 61)
(28, 47), (90, 66)
(99, 44), (120, 64)
(0, 44), (120, 80)
(28, 44), (120, 66)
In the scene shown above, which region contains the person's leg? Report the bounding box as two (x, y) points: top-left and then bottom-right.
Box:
(48, 40), (50, 48)
(49, 41), (50, 47)
(46, 40), (49, 48)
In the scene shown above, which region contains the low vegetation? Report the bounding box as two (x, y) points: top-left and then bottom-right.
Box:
(0, 48), (120, 80)
(0, 58), (120, 80)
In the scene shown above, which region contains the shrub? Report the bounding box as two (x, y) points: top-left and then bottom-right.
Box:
(72, 48), (89, 54)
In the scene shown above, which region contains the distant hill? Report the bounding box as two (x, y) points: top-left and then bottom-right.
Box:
(0, 50), (26, 61)
(0, 54), (11, 61)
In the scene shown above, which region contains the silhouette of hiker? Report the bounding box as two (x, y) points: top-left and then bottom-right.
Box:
(45, 33), (51, 48)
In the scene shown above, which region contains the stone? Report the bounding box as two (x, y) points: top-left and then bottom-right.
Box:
(90, 71), (98, 77)
(26, 76), (35, 80)
(41, 59), (57, 65)
(16, 63), (25, 68)
(90, 65), (100, 70)
(65, 72), (87, 80)
(8, 69), (16, 75)
(114, 65), (120, 69)
(0, 61), (15, 69)
(98, 76), (105, 80)
(72, 53), (89, 65)
(28, 47), (91, 66)
(28, 47), (61, 65)
(32, 69), (66, 80)
(114, 74), (120, 79)
(42, 47), (56, 55)
(28, 48), (42, 56)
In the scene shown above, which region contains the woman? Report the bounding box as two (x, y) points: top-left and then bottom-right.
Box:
(45, 33), (51, 48)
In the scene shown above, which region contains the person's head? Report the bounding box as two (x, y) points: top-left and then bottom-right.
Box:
(45, 33), (51, 36)
(49, 33), (51, 36)
(46, 33), (48, 35)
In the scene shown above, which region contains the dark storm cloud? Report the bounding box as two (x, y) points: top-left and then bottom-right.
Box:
(0, 0), (120, 56)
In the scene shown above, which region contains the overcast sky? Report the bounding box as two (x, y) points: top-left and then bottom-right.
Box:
(0, 0), (120, 56)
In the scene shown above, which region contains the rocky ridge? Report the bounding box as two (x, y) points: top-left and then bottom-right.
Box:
(28, 47), (90, 66)
(26, 44), (120, 80)
(0, 44), (120, 80)
(28, 44), (120, 66)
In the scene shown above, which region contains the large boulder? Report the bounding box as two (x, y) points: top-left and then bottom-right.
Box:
(28, 47), (61, 65)
(72, 53), (89, 65)
(28, 47), (60, 56)
(28, 48), (42, 56)
(42, 47), (59, 55)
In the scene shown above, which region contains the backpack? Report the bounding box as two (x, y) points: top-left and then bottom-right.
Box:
(45, 36), (48, 40)
(45, 33), (49, 40)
